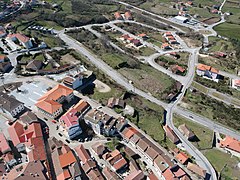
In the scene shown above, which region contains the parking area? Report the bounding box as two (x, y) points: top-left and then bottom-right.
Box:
(9, 81), (51, 109)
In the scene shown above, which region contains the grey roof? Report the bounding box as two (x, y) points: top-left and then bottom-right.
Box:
(20, 111), (38, 125)
(0, 92), (23, 112)
(26, 60), (43, 71)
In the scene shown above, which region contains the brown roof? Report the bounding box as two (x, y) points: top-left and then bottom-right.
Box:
(19, 111), (38, 125)
(87, 169), (104, 180)
(137, 138), (149, 152)
(129, 132), (144, 144)
(178, 124), (195, 139)
(112, 158), (128, 171)
(124, 11), (133, 20)
(5, 160), (47, 180)
(102, 166), (120, 180)
(74, 144), (90, 164)
(122, 127), (138, 140)
(148, 172), (158, 180)
(163, 125), (180, 144)
(124, 170), (144, 180)
(187, 162), (206, 178)
(91, 142), (105, 156)
(26, 60), (42, 71)
(154, 155), (169, 172)
(145, 147), (159, 161)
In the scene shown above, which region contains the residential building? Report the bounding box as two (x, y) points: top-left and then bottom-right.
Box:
(8, 121), (46, 162)
(231, 79), (240, 89)
(63, 72), (87, 89)
(214, 51), (227, 58)
(19, 111), (39, 126)
(161, 43), (172, 50)
(125, 170), (145, 180)
(91, 143), (106, 157)
(154, 155), (169, 174)
(0, 92), (24, 117)
(132, 39), (142, 47)
(138, 33), (148, 40)
(178, 124), (195, 140)
(175, 152), (189, 165)
(187, 162), (206, 178)
(0, 55), (8, 63)
(102, 166), (120, 180)
(0, 61), (11, 73)
(74, 144), (103, 179)
(103, 149), (128, 172)
(124, 11), (133, 20)
(7, 33), (33, 49)
(49, 138), (81, 180)
(170, 65), (186, 74)
(220, 136), (240, 157)
(26, 60), (43, 71)
(196, 64), (219, 82)
(170, 165), (186, 179)
(107, 97), (125, 109)
(35, 84), (74, 118)
(4, 160), (48, 180)
(163, 125), (180, 144)
(121, 126), (138, 141)
(60, 100), (90, 139)
(0, 133), (11, 155)
(114, 12), (123, 20)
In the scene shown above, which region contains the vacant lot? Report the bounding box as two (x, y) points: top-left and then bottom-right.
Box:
(181, 90), (240, 131)
(202, 17), (221, 25)
(214, 23), (240, 40)
(67, 28), (179, 102)
(203, 149), (240, 179)
(173, 114), (213, 150)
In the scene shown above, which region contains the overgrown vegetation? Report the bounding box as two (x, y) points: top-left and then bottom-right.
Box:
(182, 89), (240, 131)
(195, 75), (240, 99)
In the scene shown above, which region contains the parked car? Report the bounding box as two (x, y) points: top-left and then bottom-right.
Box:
(58, 133), (63, 137)
(65, 139), (70, 144)
(52, 120), (57, 123)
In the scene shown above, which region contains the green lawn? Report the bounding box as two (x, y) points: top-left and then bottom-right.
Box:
(203, 149), (240, 179)
(214, 23), (240, 40)
(173, 114), (213, 150)
(191, 81), (209, 94)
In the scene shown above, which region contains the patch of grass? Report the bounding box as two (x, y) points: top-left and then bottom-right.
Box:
(173, 114), (213, 149)
(203, 149), (240, 179)
(191, 81), (209, 94)
(214, 23), (240, 40)
(139, 47), (156, 56)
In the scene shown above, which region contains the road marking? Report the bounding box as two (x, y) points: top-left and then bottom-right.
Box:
(29, 98), (37, 103)
(34, 91), (42, 96)
(31, 83), (39, 87)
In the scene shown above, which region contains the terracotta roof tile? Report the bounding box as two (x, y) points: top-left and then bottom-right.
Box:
(59, 151), (76, 168)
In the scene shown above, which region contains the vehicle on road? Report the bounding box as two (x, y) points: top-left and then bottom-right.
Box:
(52, 120), (57, 123)
(65, 139), (70, 144)
(58, 133), (63, 137)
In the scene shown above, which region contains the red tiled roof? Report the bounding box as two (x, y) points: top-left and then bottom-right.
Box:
(176, 152), (189, 164)
(162, 168), (175, 180)
(122, 127), (138, 140)
(60, 108), (78, 128)
(124, 170), (144, 180)
(0, 133), (11, 154)
(125, 11), (132, 19)
(27, 137), (46, 161)
(74, 144), (90, 164)
(35, 84), (73, 114)
(59, 151), (77, 168)
(8, 33), (30, 43)
(220, 136), (240, 153)
(112, 158), (127, 171)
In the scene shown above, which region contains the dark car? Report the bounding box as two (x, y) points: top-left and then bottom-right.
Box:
(65, 139), (70, 144)
(58, 133), (63, 137)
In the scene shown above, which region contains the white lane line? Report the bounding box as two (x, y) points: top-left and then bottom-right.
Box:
(29, 98), (37, 103)
(34, 92), (42, 96)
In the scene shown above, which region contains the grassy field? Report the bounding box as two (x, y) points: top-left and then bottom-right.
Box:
(181, 89), (240, 131)
(191, 81), (209, 94)
(214, 23), (240, 40)
(173, 114), (213, 150)
(203, 149), (240, 179)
